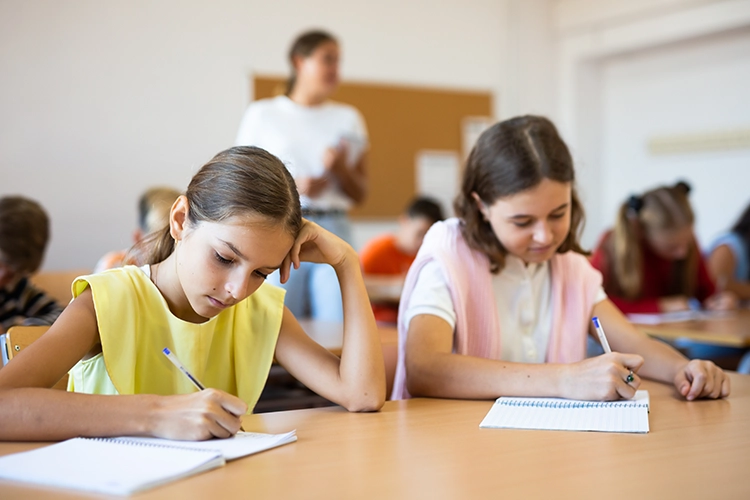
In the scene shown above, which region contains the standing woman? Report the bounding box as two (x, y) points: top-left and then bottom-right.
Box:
(235, 30), (368, 321)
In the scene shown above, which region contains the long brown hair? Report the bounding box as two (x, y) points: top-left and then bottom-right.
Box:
(454, 115), (587, 273)
(132, 146), (301, 265)
(607, 181), (695, 299)
(286, 30), (337, 95)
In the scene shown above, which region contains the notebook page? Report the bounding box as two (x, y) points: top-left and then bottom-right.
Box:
(109, 430), (297, 460)
(480, 390), (649, 433)
(0, 437), (224, 496)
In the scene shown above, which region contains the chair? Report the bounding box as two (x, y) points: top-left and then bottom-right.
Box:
(29, 269), (89, 305)
(4, 325), (68, 390)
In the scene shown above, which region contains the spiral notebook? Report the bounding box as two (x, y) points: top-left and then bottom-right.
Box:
(0, 430), (296, 496)
(480, 391), (649, 433)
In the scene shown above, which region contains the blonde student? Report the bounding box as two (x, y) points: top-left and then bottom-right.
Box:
(93, 186), (181, 273)
(392, 116), (729, 402)
(0, 146), (385, 442)
(590, 182), (736, 315)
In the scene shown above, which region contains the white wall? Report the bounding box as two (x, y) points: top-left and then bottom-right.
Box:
(5, 0), (746, 268)
(600, 27), (750, 247)
(0, 0), (513, 269)
(554, 0), (750, 248)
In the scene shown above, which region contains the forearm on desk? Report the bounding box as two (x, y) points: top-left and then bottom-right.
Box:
(406, 351), (568, 400)
(0, 389), (156, 441)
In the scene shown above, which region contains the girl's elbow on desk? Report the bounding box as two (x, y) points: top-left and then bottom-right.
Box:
(340, 389), (385, 412)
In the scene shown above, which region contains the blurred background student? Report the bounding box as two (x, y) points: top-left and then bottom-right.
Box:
(708, 201), (750, 302)
(235, 30), (369, 321)
(360, 196), (444, 323)
(0, 196), (63, 332)
(590, 181), (736, 315)
(94, 187), (181, 273)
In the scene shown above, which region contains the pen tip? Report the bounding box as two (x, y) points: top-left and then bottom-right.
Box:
(162, 347), (170, 355)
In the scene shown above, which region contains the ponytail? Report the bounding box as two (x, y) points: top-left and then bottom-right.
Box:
(610, 200), (643, 299)
(608, 181), (698, 299)
(125, 225), (174, 267)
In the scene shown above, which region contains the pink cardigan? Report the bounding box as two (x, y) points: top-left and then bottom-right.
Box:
(391, 218), (603, 400)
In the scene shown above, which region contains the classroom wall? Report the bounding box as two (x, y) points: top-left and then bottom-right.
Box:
(1, 0), (529, 269)
(553, 0), (750, 248)
(599, 27), (750, 248)
(2, 0), (747, 269)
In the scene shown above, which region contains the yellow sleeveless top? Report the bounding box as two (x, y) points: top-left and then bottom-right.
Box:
(67, 265), (285, 413)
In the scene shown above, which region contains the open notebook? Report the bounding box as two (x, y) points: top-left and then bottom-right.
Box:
(480, 391), (649, 433)
(0, 430), (296, 496)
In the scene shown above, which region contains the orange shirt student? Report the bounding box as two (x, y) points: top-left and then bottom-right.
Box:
(360, 197), (444, 323)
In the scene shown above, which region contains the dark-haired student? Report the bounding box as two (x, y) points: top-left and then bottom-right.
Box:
(360, 197), (444, 323)
(0, 196), (63, 332)
(392, 116), (729, 404)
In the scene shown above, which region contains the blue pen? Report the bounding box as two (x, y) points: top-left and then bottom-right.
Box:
(162, 347), (206, 391)
(591, 316), (612, 354)
(592, 317), (635, 384)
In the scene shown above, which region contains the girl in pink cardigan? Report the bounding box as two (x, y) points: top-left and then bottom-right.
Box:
(392, 116), (729, 402)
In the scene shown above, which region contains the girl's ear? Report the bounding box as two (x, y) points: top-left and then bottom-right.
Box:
(471, 192), (489, 221)
(291, 54), (306, 74)
(169, 195), (189, 242)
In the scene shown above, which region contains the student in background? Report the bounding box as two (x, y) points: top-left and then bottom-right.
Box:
(235, 30), (368, 322)
(590, 182), (736, 314)
(707, 202), (750, 301)
(360, 197), (444, 323)
(0, 146), (385, 441)
(0, 196), (64, 332)
(94, 187), (181, 273)
(392, 116), (729, 402)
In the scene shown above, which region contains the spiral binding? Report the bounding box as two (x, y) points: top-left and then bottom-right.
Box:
(84, 437), (220, 454)
(498, 400), (648, 409)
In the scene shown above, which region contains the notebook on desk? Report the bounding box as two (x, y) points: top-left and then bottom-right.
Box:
(480, 391), (649, 433)
(0, 430), (296, 496)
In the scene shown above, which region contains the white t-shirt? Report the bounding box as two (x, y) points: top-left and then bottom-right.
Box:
(235, 95), (369, 211)
(403, 255), (608, 363)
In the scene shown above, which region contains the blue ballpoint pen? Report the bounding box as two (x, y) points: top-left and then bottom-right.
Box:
(162, 347), (245, 431)
(592, 317), (634, 384)
(162, 347), (206, 391)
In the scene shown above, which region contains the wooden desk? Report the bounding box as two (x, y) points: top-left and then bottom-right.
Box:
(635, 310), (750, 348)
(1, 374), (748, 499)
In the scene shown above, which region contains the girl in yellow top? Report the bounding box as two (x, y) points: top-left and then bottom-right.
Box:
(0, 146), (385, 441)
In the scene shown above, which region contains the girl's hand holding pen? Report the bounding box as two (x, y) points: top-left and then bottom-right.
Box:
(562, 353), (644, 401)
(567, 316), (642, 401)
(149, 389), (248, 441)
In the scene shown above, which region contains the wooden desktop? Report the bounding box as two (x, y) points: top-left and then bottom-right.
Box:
(1, 373), (748, 499)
